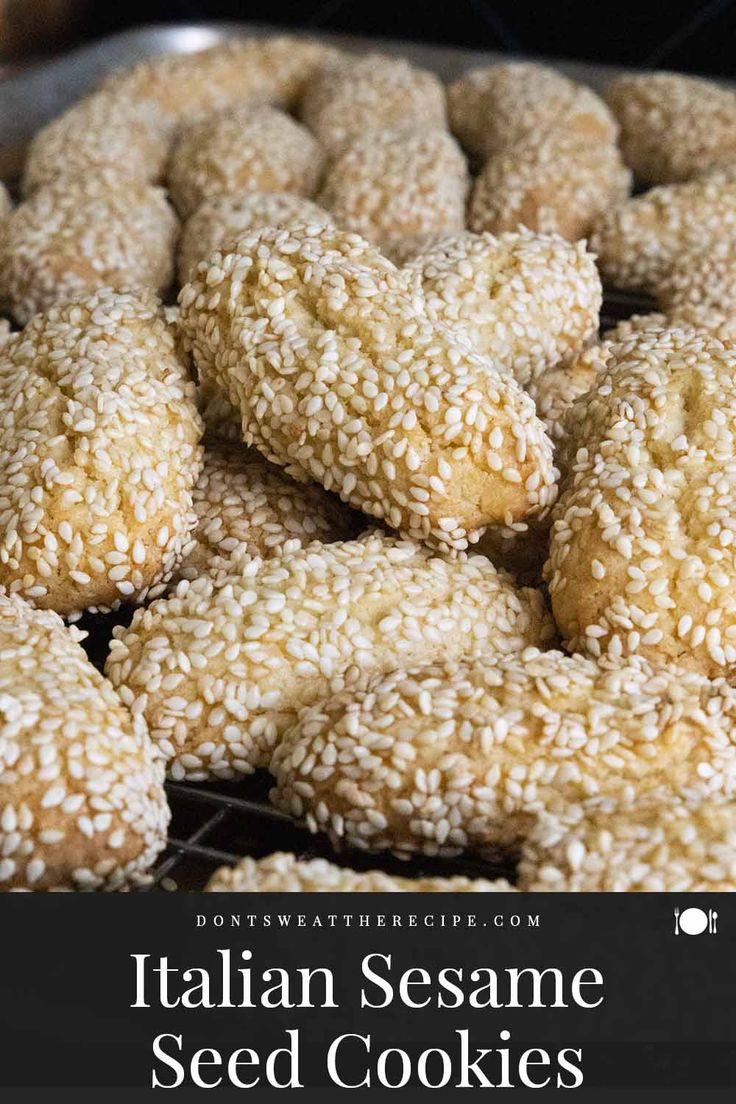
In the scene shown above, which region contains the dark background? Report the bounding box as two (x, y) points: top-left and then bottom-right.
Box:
(86, 1), (736, 78)
(7, 1), (736, 78)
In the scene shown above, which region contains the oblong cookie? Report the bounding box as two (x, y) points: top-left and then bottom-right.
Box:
(318, 126), (468, 260)
(590, 177), (736, 294)
(301, 53), (446, 157)
(2, 168), (177, 323)
(0, 593), (168, 891)
(177, 445), (358, 580)
(0, 288), (202, 617)
(167, 105), (324, 219)
(405, 229), (601, 387)
(468, 132), (630, 242)
(520, 803), (736, 892)
(105, 534), (553, 780)
(270, 649), (736, 858)
(448, 61), (616, 160)
(547, 326), (736, 677)
(606, 71), (736, 185)
(178, 222), (556, 553)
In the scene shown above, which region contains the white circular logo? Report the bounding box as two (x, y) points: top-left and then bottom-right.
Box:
(679, 907), (709, 936)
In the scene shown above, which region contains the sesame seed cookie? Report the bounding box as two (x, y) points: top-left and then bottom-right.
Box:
(164, 302), (243, 442)
(206, 852), (515, 892)
(300, 52), (446, 157)
(448, 62), (617, 161)
(1, 168), (177, 325)
(473, 338), (610, 584)
(177, 192), (333, 285)
(526, 347), (603, 445)
(669, 302), (736, 343)
(0, 593), (169, 890)
(656, 242), (736, 315)
(540, 313), (671, 479)
(0, 288), (202, 618)
(167, 105), (324, 219)
(520, 802), (736, 892)
(178, 222), (556, 553)
(317, 126), (468, 259)
(590, 177), (736, 294)
(21, 90), (171, 196)
(270, 648), (736, 859)
(473, 315), (666, 584)
(176, 444), (358, 581)
(105, 534), (554, 781)
(606, 71), (736, 185)
(468, 132), (631, 242)
(100, 36), (339, 126)
(546, 326), (736, 676)
(405, 230), (602, 387)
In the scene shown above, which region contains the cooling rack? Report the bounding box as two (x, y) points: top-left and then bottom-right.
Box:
(1, 22), (658, 889)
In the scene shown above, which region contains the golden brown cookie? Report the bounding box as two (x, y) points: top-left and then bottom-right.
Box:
(270, 649), (736, 858)
(301, 52), (446, 156)
(547, 326), (736, 676)
(318, 126), (468, 259)
(167, 105), (324, 219)
(0, 593), (168, 890)
(405, 229), (601, 386)
(177, 445), (357, 580)
(100, 36), (339, 125)
(520, 802), (736, 892)
(468, 131), (630, 242)
(178, 222), (556, 554)
(2, 168), (177, 324)
(0, 288), (202, 617)
(606, 71), (736, 185)
(105, 534), (553, 780)
(590, 177), (736, 294)
(448, 61), (617, 160)
(656, 242), (736, 315)
(22, 90), (171, 195)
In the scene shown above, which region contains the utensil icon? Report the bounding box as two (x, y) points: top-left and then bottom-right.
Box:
(674, 906), (680, 935)
(710, 910), (719, 934)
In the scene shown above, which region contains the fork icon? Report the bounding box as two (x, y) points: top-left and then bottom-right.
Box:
(674, 906), (680, 935)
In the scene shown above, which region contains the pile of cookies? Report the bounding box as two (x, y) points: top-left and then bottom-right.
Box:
(2, 35), (736, 892)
